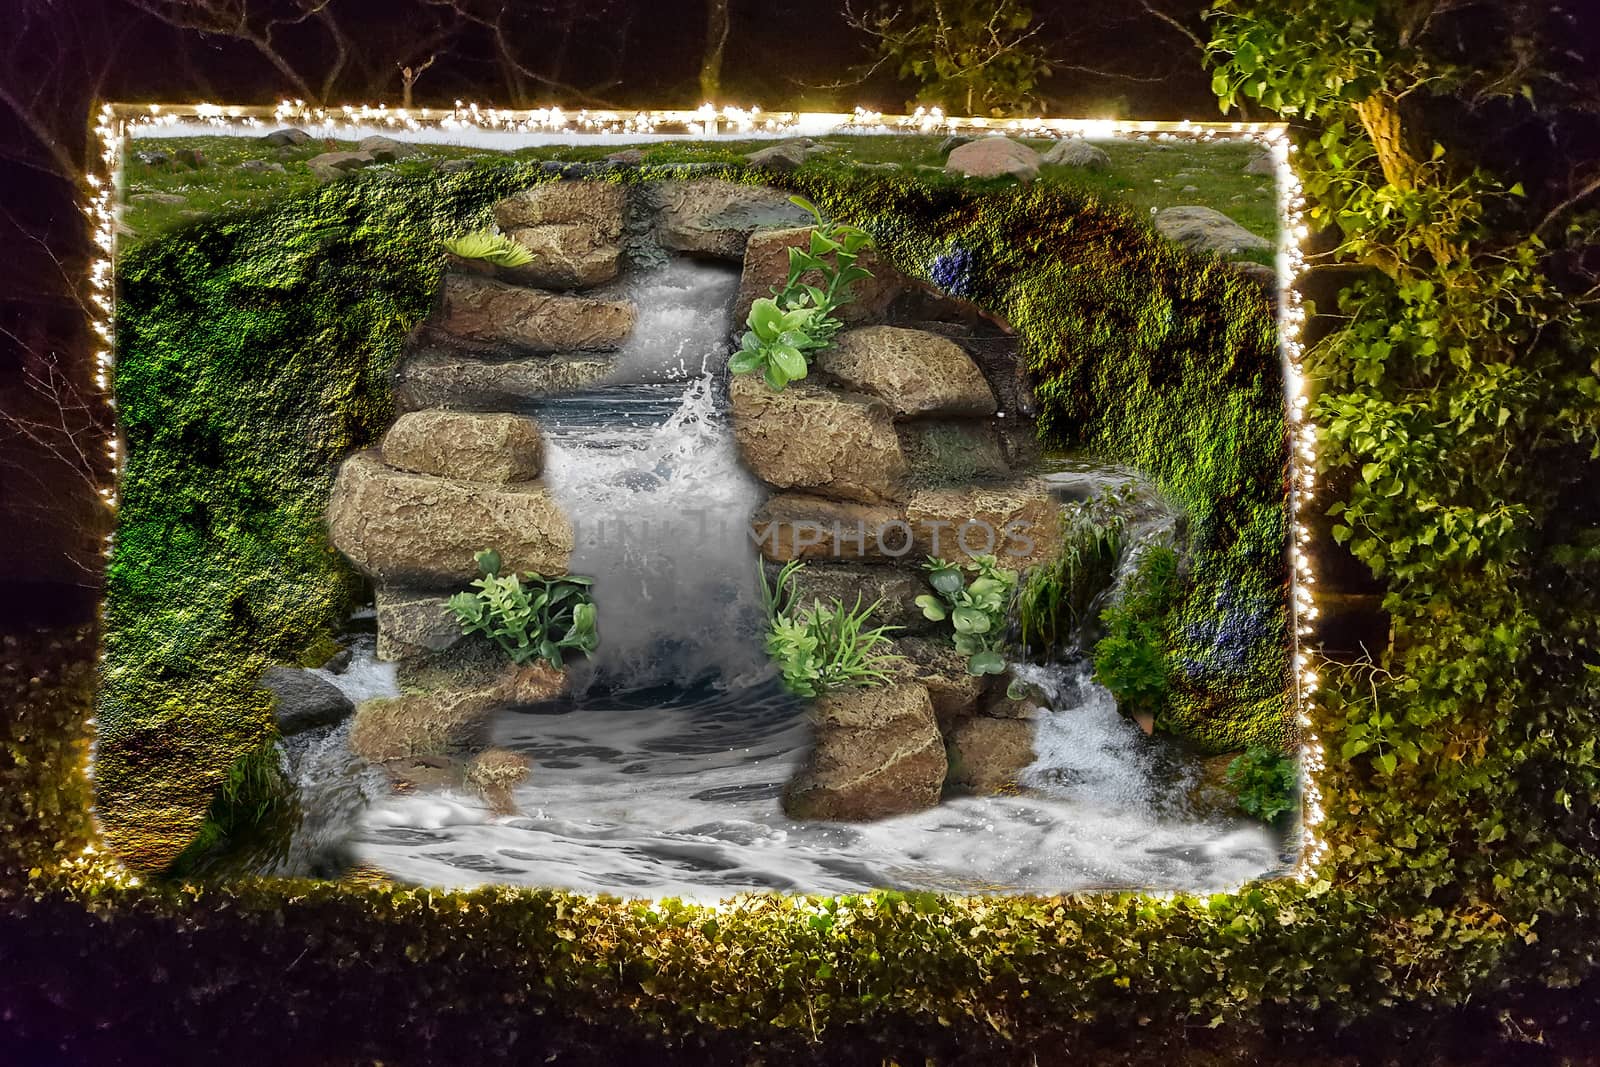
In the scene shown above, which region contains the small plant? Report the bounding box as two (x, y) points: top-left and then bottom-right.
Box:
(1092, 544), (1180, 720)
(915, 554), (1018, 675)
(1017, 500), (1126, 658)
(729, 196), (874, 391)
(446, 549), (598, 669)
(1225, 746), (1299, 823)
(759, 560), (902, 697)
(442, 228), (534, 268)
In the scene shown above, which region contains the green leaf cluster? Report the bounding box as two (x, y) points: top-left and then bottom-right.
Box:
(1225, 745), (1300, 823)
(759, 560), (902, 697)
(441, 228), (534, 268)
(915, 555), (1017, 675)
(446, 550), (598, 670)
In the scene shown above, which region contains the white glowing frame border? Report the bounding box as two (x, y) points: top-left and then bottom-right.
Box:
(77, 101), (1324, 892)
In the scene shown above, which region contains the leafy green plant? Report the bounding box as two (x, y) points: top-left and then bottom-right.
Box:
(1225, 745), (1299, 823)
(1092, 545), (1179, 719)
(1017, 497), (1127, 658)
(729, 196), (874, 391)
(446, 549), (598, 669)
(915, 554), (1018, 675)
(442, 228), (534, 268)
(759, 560), (902, 697)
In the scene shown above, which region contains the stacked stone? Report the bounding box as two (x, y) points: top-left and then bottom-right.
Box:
(728, 227), (1060, 820)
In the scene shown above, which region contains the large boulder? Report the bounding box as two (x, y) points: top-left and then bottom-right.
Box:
(905, 480), (1060, 569)
(745, 142), (809, 172)
(437, 274), (634, 352)
(356, 135), (419, 161)
(306, 150), (374, 181)
(262, 128), (311, 147)
(750, 494), (909, 564)
(327, 451), (572, 587)
(893, 636), (990, 729)
(501, 223), (622, 289)
(381, 410), (544, 483)
(261, 666), (354, 735)
(349, 689), (499, 762)
(395, 352), (614, 411)
(1042, 139), (1111, 171)
(729, 375), (907, 503)
(945, 138), (1040, 181)
(1153, 206), (1272, 257)
(1245, 152), (1275, 176)
(783, 683), (947, 821)
(375, 588), (464, 661)
(734, 227), (908, 327)
(654, 180), (815, 258)
(493, 180), (627, 235)
(816, 326), (997, 417)
(777, 562), (937, 634)
(945, 716), (1035, 793)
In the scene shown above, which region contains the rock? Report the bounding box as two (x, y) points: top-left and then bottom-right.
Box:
(938, 135), (974, 156)
(307, 150), (374, 181)
(1182, 185), (1200, 194)
(750, 494), (909, 563)
(436, 158), (478, 174)
(321, 647), (353, 674)
(239, 159), (286, 174)
(133, 150), (170, 166)
(945, 716), (1034, 793)
(733, 227), (908, 327)
(1186, 753), (1244, 820)
(395, 352), (614, 411)
(817, 326), (997, 417)
(605, 148), (646, 165)
(381, 410), (544, 483)
(1229, 261), (1280, 300)
(783, 683), (947, 820)
(261, 666), (354, 735)
(493, 180), (627, 238)
(1042, 139), (1110, 171)
(745, 142), (809, 172)
(1153, 206), (1272, 256)
(436, 274), (635, 352)
(893, 636), (989, 729)
(350, 689), (500, 762)
(654, 179), (815, 259)
(356, 135), (419, 161)
(501, 223), (622, 289)
(905, 480), (1061, 568)
(945, 138), (1040, 181)
(375, 588), (464, 661)
(729, 375), (907, 503)
(899, 422), (1010, 487)
(174, 148), (206, 168)
(467, 749), (530, 814)
(327, 451), (573, 588)
(1245, 152), (1275, 176)
(129, 192), (187, 205)
(979, 684), (1039, 720)
(775, 562), (937, 634)
(262, 128), (311, 147)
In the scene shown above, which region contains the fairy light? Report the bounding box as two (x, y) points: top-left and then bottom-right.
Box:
(74, 101), (1324, 895)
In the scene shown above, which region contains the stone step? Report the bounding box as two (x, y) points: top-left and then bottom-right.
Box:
(395, 351), (614, 412)
(729, 374), (907, 504)
(328, 451), (572, 588)
(381, 410), (544, 483)
(436, 272), (634, 352)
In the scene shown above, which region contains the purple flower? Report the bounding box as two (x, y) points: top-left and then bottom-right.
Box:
(929, 247), (976, 297)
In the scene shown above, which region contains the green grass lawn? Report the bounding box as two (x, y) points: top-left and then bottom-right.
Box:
(120, 132), (1278, 250)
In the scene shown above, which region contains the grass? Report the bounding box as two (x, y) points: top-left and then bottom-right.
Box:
(120, 132), (1278, 249)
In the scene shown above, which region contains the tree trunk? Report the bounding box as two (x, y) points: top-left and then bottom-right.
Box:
(699, 0), (730, 104)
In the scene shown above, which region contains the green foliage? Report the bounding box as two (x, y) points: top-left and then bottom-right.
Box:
(730, 196), (874, 391)
(1225, 745), (1299, 823)
(442, 228), (534, 267)
(446, 550), (598, 669)
(760, 560), (902, 697)
(916, 555), (1018, 675)
(1017, 493), (1127, 658)
(166, 739), (296, 877)
(856, 0), (1052, 116)
(1092, 546), (1179, 718)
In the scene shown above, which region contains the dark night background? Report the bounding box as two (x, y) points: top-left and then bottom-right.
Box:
(5, 1), (1600, 1063)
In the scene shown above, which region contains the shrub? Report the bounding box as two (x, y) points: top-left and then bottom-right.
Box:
(1225, 745), (1299, 823)
(442, 228), (534, 267)
(445, 550), (598, 669)
(1092, 545), (1180, 718)
(1017, 495), (1127, 658)
(915, 554), (1018, 675)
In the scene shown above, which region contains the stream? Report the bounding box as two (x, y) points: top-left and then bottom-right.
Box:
(288, 259), (1283, 898)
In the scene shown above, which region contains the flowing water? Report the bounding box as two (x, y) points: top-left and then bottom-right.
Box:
(307, 259), (1282, 898)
